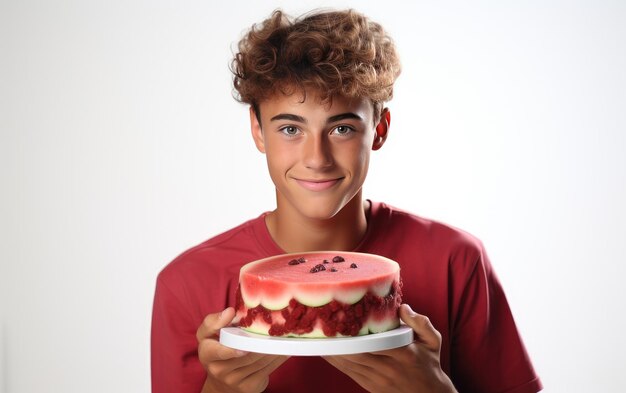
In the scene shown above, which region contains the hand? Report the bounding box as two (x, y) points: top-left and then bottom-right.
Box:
(196, 307), (290, 393)
(323, 304), (457, 393)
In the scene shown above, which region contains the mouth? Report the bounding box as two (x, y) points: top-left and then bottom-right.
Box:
(294, 177), (343, 191)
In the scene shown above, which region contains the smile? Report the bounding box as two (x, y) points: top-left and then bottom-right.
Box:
(294, 178), (343, 191)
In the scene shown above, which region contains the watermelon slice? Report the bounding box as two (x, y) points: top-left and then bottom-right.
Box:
(234, 252), (402, 337)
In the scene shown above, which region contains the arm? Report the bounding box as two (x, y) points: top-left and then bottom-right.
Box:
(323, 304), (457, 393)
(151, 278), (208, 393)
(197, 307), (290, 393)
(151, 278), (288, 393)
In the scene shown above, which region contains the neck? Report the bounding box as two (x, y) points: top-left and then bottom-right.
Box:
(266, 193), (370, 253)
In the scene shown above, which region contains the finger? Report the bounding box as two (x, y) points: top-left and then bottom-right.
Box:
(196, 307), (236, 341)
(323, 356), (386, 392)
(251, 355), (290, 378)
(334, 353), (379, 365)
(231, 354), (287, 376)
(336, 353), (400, 379)
(206, 352), (267, 382)
(236, 356), (290, 393)
(369, 344), (417, 363)
(220, 355), (289, 389)
(324, 355), (381, 376)
(198, 336), (248, 363)
(262, 355), (290, 374)
(399, 304), (441, 351)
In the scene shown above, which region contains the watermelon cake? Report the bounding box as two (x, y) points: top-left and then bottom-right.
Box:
(234, 252), (402, 338)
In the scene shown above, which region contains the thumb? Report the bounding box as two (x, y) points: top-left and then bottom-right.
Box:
(196, 307), (236, 341)
(399, 304), (441, 351)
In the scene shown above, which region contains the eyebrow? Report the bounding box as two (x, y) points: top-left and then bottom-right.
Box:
(269, 112), (364, 124)
(327, 112), (363, 123)
(270, 113), (307, 123)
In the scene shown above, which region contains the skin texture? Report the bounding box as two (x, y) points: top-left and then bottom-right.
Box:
(196, 91), (457, 392)
(250, 91), (388, 253)
(197, 307), (289, 393)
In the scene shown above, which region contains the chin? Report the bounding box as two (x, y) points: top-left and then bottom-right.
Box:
(297, 204), (343, 220)
(293, 194), (357, 221)
(276, 180), (361, 220)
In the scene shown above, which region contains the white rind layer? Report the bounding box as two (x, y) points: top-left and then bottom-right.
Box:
(368, 318), (401, 334)
(333, 287), (368, 305)
(294, 289), (334, 307)
(371, 281), (393, 297)
(241, 291), (260, 309)
(242, 278), (396, 309)
(253, 294), (289, 310)
(241, 316), (400, 338)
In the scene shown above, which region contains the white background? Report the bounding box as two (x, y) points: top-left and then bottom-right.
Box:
(1, 0), (625, 392)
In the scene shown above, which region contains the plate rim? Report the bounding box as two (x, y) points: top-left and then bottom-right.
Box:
(219, 325), (414, 356)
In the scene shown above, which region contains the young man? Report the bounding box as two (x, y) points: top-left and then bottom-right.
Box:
(151, 9), (542, 393)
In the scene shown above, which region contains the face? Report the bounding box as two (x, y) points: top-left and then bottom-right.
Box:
(250, 90), (389, 221)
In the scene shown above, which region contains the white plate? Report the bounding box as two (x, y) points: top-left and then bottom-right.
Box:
(219, 325), (414, 356)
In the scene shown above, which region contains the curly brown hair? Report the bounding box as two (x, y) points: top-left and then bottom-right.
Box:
(231, 9), (401, 123)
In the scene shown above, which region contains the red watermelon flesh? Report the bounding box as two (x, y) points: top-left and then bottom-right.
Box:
(234, 252), (402, 337)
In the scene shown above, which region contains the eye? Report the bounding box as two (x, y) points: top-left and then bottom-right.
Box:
(332, 125), (355, 135)
(279, 126), (300, 136)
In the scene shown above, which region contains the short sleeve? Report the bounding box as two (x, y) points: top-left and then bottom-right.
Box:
(151, 277), (206, 393)
(450, 246), (542, 393)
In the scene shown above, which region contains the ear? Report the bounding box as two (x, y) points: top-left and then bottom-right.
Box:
(372, 108), (390, 151)
(250, 106), (266, 153)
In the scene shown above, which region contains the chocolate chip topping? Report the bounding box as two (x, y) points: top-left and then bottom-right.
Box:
(350, 263), (358, 269)
(332, 256), (345, 263)
(310, 264), (327, 273)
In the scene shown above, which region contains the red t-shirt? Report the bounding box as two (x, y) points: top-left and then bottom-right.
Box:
(151, 201), (542, 392)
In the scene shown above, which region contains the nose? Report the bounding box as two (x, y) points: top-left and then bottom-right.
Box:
(303, 133), (333, 170)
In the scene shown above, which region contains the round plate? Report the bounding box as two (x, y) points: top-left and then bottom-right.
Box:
(219, 325), (414, 356)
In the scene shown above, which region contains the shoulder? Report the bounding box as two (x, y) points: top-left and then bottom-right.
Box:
(152, 214), (274, 320)
(373, 201), (484, 256)
(156, 214), (267, 287)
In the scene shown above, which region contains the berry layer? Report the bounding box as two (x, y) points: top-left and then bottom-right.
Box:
(235, 281), (402, 337)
